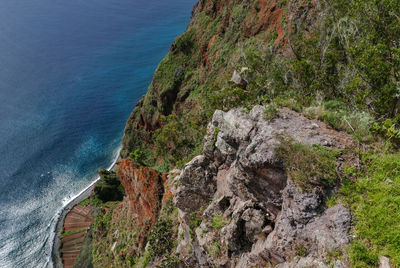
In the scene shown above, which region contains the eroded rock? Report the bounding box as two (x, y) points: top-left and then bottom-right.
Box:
(173, 106), (354, 267)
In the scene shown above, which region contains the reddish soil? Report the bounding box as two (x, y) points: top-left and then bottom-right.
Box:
(60, 204), (93, 268)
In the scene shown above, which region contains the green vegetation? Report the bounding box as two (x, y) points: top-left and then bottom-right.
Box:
(372, 119), (400, 146)
(276, 137), (340, 191)
(326, 248), (343, 265)
(337, 150), (400, 267)
(263, 103), (279, 121)
(143, 199), (180, 266)
(211, 127), (220, 148)
(206, 241), (221, 258)
(189, 212), (202, 231)
(61, 227), (88, 237)
(84, 0), (400, 266)
(129, 148), (156, 167)
(296, 247), (307, 257)
(157, 255), (181, 268)
(347, 241), (379, 267)
(122, 0), (400, 173)
(304, 100), (374, 142)
(93, 169), (124, 203)
(147, 218), (175, 256)
(212, 214), (230, 230)
(153, 114), (204, 167)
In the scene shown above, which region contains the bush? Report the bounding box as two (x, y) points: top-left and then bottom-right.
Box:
(153, 114), (205, 167)
(94, 169), (124, 203)
(173, 28), (197, 55)
(129, 148), (156, 167)
(304, 101), (374, 140)
(147, 218), (175, 257)
(348, 241), (379, 267)
(263, 103), (279, 121)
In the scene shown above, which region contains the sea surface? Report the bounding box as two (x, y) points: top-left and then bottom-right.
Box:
(0, 0), (196, 266)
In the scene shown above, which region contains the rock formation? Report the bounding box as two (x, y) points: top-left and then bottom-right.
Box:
(173, 106), (353, 267)
(116, 159), (164, 248)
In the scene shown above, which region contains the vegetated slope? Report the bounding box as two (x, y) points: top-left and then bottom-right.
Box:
(73, 0), (400, 267)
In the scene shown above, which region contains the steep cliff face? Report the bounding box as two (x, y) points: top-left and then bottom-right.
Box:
(83, 162), (166, 267)
(173, 106), (354, 267)
(84, 1), (355, 266)
(121, 0), (321, 159)
(73, 0), (400, 266)
(117, 159), (164, 228)
(90, 106), (355, 267)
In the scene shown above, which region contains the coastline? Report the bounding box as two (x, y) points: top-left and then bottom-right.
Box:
(51, 147), (121, 268)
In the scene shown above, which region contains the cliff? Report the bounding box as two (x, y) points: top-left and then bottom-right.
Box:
(121, 0), (320, 160)
(173, 106), (354, 267)
(72, 0), (400, 267)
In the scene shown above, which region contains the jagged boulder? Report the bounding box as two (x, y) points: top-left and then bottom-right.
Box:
(173, 106), (354, 267)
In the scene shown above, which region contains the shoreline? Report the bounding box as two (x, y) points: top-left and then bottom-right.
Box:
(51, 147), (121, 268)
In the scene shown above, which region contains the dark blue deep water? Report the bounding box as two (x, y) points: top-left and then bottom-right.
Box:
(0, 0), (195, 266)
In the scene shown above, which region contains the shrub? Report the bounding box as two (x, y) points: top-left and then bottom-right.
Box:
(348, 241), (379, 267)
(173, 28), (196, 55)
(263, 103), (279, 121)
(304, 101), (374, 141)
(129, 148), (156, 167)
(148, 218), (175, 257)
(153, 114), (205, 168)
(94, 169), (124, 203)
(372, 119), (400, 146)
(189, 212), (202, 231)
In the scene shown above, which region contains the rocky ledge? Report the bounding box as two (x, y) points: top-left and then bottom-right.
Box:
(173, 106), (354, 267)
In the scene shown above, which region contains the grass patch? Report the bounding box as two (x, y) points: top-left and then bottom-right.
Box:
(207, 241), (221, 258)
(212, 214), (230, 230)
(304, 100), (374, 142)
(338, 151), (400, 266)
(62, 227), (88, 237)
(347, 241), (379, 267)
(276, 137), (340, 191)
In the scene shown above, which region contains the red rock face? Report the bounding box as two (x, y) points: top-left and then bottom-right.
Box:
(117, 158), (164, 227)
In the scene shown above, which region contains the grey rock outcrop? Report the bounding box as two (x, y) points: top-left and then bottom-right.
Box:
(173, 106), (354, 267)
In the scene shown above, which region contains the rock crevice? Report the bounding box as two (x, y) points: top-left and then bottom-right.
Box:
(173, 106), (353, 267)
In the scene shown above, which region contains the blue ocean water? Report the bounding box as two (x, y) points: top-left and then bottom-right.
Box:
(0, 0), (196, 266)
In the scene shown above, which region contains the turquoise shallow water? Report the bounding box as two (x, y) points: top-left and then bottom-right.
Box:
(0, 0), (195, 266)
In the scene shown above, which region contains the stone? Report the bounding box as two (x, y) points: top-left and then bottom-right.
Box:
(231, 70), (242, 85)
(379, 256), (391, 268)
(230, 67), (249, 88)
(385, 179), (393, 185)
(173, 106), (354, 267)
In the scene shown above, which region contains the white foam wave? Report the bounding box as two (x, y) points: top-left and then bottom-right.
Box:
(48, 146), (121, 268)
(0, 145), (121, 268)
(60, 146), (120, 208)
